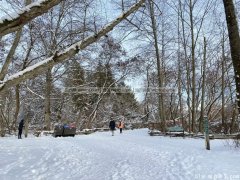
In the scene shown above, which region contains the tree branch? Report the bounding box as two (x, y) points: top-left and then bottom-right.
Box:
(0, 0), (63, 37)
(0, 0), (146, 93)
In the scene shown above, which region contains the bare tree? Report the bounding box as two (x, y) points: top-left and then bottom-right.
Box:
(148, 0), (166, 132)
(0, 0), (146, 93)
(199, 37), (207, 132)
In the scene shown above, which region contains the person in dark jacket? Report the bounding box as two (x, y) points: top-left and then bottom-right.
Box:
(18, 119), (24, 139)
(109, 119), (116, 136)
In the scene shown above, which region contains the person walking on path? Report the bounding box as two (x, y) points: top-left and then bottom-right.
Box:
(118, 120), (124, 134)
(18, 119), (24, 139)
(109, 119), (116, 136)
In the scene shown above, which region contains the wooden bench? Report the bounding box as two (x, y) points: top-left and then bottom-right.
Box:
(166, 126), (184, 137)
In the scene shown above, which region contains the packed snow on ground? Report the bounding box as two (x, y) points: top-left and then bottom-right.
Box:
(0, 129), (240, 180)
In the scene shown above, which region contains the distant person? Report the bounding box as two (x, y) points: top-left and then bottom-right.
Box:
(118, 120), (124, 134)
(18, 119), (24, 139)
(109, 119), (116, 136)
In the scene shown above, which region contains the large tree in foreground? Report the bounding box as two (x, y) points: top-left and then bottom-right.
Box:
(223, 0), (240, 113)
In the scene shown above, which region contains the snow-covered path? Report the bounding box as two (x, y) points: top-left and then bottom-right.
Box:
(0, 129), (239, 180)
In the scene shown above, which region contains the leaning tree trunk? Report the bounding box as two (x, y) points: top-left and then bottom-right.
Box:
(223, 0), (240, 113)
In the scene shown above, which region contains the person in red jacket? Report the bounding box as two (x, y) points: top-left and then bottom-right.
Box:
(118, 120), (124, 134)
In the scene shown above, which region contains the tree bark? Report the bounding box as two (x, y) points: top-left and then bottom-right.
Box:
(223, 0), (240, 113)
(44, 68), (52, 130)
(0, 0), (63, 37)
(24, 105), (29, 138)
(179, 0), (191, 132)
(0, 103), (5, 136)
(0, 29), (23, 80)
(177, 3), (184, 130)
(13, 85), (20, 131)
(190, 0), (196, 133)
(199, 37), (207, 133)
(149, 0), (165, 132)
(221, 36), (226, 133)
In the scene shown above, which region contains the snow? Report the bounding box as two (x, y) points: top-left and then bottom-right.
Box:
(0, 0), (48, 23)
(2, 56), (53, 83)
(0, 129), (240, 180)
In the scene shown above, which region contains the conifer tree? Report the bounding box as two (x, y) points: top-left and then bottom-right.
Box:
(64, 60), (86, 111)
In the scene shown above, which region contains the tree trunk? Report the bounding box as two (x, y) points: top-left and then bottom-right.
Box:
(177, 4), (184, 129)
(24, 108), (29, 138)
(227, 65), (237, 134)
(45, 68), (52, 130)
(149, 0), (165, 132)
(0, 29), (23, 81)
(179, 0), (191, 132)
(0, 98), (5, 137)
(199, 37), (207, 133)
(144, 67), (150, 122)
(160, 13), (166, 128)
(13, 85), (20, 131)
(221, 36), (226, 133)
(223, 0), (240, 113)
(230, 103), (237, 134)
(190, 0), (196, 133)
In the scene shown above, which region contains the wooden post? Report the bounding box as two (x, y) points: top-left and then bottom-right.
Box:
(203, 116), (210, 150)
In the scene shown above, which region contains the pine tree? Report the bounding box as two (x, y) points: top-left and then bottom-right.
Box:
(113, 82), (139, 116)
(64, 60), (86, 111)
(93, 61), (115, 94)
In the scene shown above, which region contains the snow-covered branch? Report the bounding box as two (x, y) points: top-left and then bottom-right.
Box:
(0, 0), (63, 37)
(0, 0), (146, 93)
(26, 86), (45, 100)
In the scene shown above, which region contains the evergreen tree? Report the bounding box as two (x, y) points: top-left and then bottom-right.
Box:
(64, 60), (86, 111)
(113, 82), (139, 116)
(94, 62), (115, 88)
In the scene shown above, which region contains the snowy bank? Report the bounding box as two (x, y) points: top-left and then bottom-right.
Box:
(0, 129), (239, 180)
